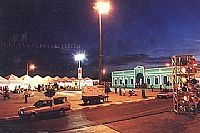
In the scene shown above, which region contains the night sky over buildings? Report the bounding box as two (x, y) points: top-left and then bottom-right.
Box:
(1, 0), (200, 79)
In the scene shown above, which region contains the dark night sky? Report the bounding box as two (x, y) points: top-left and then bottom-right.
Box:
(1, 0), (200, 79)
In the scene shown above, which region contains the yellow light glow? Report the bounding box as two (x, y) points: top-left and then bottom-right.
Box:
(29, 64), (36, 70)
(102, 69), (106, 74)
(181, 67), (186, 73)
(94, 1), (110, 14)
(165, 63), (170, 67)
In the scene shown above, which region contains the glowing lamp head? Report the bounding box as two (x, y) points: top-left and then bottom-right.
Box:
(94, 1), (110, 14)
(74, 53), (85, 61)
(29, 64), (36, 70)
(165, 63), (170, 67)
(102, 69), (106, 74)
(181, 67), (186, 73)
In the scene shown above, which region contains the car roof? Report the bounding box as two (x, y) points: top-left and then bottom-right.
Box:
(38, 96), (67, 100)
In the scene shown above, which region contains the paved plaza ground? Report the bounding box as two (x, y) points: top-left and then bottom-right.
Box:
(0, 88), (158, 119)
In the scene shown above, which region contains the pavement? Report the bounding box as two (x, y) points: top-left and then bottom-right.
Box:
(0, 88), (159, 120)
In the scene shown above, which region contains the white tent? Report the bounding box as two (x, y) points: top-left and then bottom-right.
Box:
(20, 75), (33, 84)
(0, 76), (9, 85)
(32, 75), (44, 86)
(44, 76), (53, 84)
(5, 74), (22, 91)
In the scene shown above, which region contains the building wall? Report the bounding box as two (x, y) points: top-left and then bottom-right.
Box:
(112, 66), (173, 89)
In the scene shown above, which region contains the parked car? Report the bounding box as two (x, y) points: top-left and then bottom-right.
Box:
(157, 89), (173, 99)
(18, 96), (70, 120)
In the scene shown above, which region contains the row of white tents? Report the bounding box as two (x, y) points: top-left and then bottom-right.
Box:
(0, 74), (95, 91)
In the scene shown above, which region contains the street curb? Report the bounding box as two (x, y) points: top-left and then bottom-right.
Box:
(0, 115), (19, 121)
(0, 96), (156, 120)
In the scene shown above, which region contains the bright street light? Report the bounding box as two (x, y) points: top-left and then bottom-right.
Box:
(26, 63), (36, 75)
(29, 64), (36, 70)
(165, 63), (170, 67)
(74, 53), (85, 61)
(93, 1), (110, 14)
(74, 53), (85, 68)
(102, 68), (106, 75)
(74, 53), (85, 90)
(74, 53), (85, 78)
(94, 0), (110, 85)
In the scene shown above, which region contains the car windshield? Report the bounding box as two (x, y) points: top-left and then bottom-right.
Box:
(33, 100), (52, 107)
(161, 89), (172, 92)
(33, 100), (43, 107)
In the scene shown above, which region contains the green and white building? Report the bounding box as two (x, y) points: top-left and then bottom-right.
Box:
(112, 65), (174, 89)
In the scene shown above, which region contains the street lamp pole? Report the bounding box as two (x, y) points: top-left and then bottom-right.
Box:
(26, 62), (29, 75)
(99, 12), (103, 85)
(94, 1), (110, 85)
(74, 53), (85, 89)
(26, 63), (36, 76)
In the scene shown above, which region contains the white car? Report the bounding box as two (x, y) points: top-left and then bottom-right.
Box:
(157, 89), (174, 99)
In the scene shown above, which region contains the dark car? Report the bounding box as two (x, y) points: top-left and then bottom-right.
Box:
(157, 88), (173, 99)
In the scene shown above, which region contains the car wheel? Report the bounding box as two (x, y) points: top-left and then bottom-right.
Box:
(83, 99), (88, 105)
(28, 113), (38, 120)
(59, 109), (65, 116)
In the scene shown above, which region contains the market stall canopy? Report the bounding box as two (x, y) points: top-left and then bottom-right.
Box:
(84, 77), (91, 80)
(53, 76), (62, 82)
(5, 74), (22, 83)
(70, 77), (76, 80)
(32, 75), (44, 84)
(44, 76), (53, 84)
(58, 76), (69, 82)
(0, 76), (9, 84)
(20, 75), (33, 84)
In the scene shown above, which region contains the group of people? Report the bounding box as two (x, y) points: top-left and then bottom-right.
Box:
(0, 85), (34, 103)
(115, 87), (137, 96)
(1, 86), (11, 100)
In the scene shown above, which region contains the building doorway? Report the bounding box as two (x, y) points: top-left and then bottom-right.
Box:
(136, 73), (144, 88)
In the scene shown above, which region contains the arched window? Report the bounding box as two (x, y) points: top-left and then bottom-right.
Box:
(125, 79), (128, 85)
(155, 76), (159, 84)
(163, 76), (167, 85)
(114, 79), (117, 85)
(147, 78), (150, 84)
(120, 79), (123, 85)
(131, 79), (134, 85)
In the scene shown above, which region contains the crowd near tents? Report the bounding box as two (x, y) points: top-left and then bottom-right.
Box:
(0, 74), (96, 91)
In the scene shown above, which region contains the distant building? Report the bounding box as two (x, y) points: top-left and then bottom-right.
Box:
(112, 65), (200, 89)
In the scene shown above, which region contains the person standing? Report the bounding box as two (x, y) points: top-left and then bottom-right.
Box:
(24, 89), (29, 103)
(160, 85), (163, 91)
(3, 86), (10, 100)
(114, 87), (117, 94)
(142, 89), (146, 98)
(119, 86), (122, 96)
(123, 88), (126, 96)
(151, 84), (154, 92)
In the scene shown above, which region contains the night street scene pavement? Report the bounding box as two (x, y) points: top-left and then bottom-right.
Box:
(1, 0), (200, 133)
